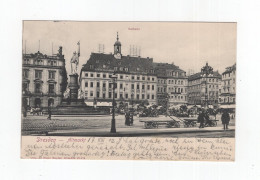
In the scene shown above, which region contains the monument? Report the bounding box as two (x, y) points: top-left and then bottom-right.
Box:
(53, 42), (105, 116)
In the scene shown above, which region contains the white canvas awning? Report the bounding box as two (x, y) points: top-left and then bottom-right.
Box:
(97, 102), (112, 107)
(85, 102), (94, 106)
(219, 104), (236, 109)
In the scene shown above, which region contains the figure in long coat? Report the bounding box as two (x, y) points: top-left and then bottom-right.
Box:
(221, 110), (230, 130)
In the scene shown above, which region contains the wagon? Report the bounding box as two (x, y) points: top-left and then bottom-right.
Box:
(139, 116), (181, 129)
(182, 118), (197, 128)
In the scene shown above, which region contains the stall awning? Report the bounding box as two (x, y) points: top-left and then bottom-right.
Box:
(219, 104), (236, 109)
(97, 102), (112, 107)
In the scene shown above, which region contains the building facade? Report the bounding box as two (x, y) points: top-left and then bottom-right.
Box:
(22, 47), (68, 109)
(80, 34), (157, 107)
(188, 63), (221, 107)
(219, 63), (236, 105)
(154, 63), (188, 107)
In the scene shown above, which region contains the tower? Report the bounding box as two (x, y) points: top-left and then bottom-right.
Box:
(114, 32), (122, 59)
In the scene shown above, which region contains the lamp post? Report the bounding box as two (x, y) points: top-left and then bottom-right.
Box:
(110, 72), (117, 133)
(200, 62), (213, 109)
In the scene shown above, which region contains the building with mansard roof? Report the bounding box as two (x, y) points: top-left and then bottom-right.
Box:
(22, 47), (68, 109)
(80, 33), (157, 107)
(153, 63), (188, 107)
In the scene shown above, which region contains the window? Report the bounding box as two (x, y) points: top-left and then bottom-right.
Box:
(131, 84), (134, 89)
(103, 74), (106, 78)
(120, 94), (123, 98)
(97, 74), (100, 77)
(97, 91), (100, 98)
(147, 85), (150, 90)
(132, 76), (135, 80)
(109, 83), (112, 88)
(152, 85), (154, 90)
(119, 67), (123, 71)
(22, 83), (28, 91)
(152, 78), (154, 81)
(115, 93), (117, 98)
(96, 60), (99, 63)
(142, 94), (145, 99)
(97, 82), (100, 88)
(142, 76), (145, 80)
(148, 77), (150, 81)
(49, 71), (55, 79)
(35, 70), (42, 79)
(85, 73), (88, 77)
(137, 68), (140, 71)
(35, 83), (41, 93)
(142, 84), (145, 89)
(152, 95), (154, 99)
(114, 67), (118, 71)
(103, 83), (106, 88)
(137, 76), (140, 80)
(125, 67), (128, 72)
(85, 82), (88, 87)
(147, 94), (150, 99)
(90, 65), (94, 69)
(91, 73), (94, 77)
(23, 69), (29, 78)
(103, 65), (106, 68)
(125, 94), (128, 99)
(120, 75), (123, 79)
(49, 84), (55, 93)
(137, 94), (139, 99)
(24, 59), (30, 64)
(90, 82), (93, 87)
(90, 91), (93, 96)
(120, 83), (123, 89)
(109, 92), (112, 98)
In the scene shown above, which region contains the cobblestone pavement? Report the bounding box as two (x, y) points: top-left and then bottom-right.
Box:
(21, 114), (235, 135)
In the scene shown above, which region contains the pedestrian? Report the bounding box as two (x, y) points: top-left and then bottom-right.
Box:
(130, 112), (134, 126)
(197, 110), (205, 128)
(47, 103), (52, 120)
(221, 110), (230, 130)
(204, 111), (210, 127)
(125, 111), (130, 126)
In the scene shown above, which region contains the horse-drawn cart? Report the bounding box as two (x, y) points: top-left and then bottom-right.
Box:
(139, 116), (181, 129)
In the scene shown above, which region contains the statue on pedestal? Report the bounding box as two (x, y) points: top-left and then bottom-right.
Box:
(70, 41), (80, 75)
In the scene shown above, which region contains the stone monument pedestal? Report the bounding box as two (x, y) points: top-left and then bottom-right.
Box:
(53, 74), (107, 116)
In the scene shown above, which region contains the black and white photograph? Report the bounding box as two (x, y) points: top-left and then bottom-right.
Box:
(21, 21), (236, 138)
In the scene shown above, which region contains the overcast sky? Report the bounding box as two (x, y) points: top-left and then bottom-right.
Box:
(23, 21), (236, 74)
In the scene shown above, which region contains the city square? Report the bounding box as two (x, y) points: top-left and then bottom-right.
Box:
(22, 21), (236, 137)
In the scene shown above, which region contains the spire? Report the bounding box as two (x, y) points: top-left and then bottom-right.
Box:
(117, 32), (119, 41)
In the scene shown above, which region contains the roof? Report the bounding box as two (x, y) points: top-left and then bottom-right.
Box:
(81, 53), (155, 75)
(153, 63), (186, 78)
(188, 71), (221, 81)
(23, 48), (64, 61)
(222, 63), (236, 75)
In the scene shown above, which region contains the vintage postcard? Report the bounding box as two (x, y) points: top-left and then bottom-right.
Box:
(21, 21), (236, 161)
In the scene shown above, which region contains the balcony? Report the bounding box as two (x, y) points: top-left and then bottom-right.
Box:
(47, 92), (56, 96)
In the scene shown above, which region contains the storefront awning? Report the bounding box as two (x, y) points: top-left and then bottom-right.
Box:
(219, 104), (236, 109)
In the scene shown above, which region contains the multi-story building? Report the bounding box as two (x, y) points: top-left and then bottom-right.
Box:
(22, 47), (68, 108)
(219, 63), (236, 105)
(80, 34), (157, 107)
(154, 63), (188, 106)
(188, 63), (221, 107)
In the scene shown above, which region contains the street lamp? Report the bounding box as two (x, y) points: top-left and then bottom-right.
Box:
(200, 62), (213, 108)
(110, 72), (117, 133)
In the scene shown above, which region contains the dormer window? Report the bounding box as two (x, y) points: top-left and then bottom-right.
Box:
(114, 67), (118, 71)
(125, 67), (128, 72)
(119, 67), (123, 71)
(137, 67), (140, 71)
(103, 64), (106, 68)
(96, 60), (99, 63)
(90, 65), (94, 69)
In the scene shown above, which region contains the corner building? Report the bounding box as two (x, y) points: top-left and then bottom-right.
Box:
(188, 64), (221, 107)
(219, 63), (236, 105)
(22, 47), (68, 109)
(80, 34), (157, 107)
